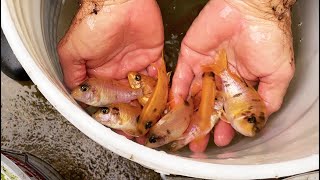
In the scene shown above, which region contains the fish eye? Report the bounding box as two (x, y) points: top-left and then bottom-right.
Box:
(148, 135), (157, 143)
(80, 84), (89, 92)
(135, 74), (141, 81)
(145, 121), (152, 129)
(101, 107), (110, 114)
(247, 116), (256, 123)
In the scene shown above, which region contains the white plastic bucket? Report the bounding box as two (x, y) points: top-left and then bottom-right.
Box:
(1, 0), (319, 179)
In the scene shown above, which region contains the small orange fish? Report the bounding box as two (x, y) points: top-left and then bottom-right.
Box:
(92, 103), (141, 137)
(128, 72), (156, 106)
(71, 78), (143, 107)
(137, 57), (169, 136)
(170, 72), (220, 151)
(203, 49), (267, 137)
(145, 99), (194, 148)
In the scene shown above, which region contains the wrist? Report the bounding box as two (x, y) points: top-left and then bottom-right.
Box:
(223, 0), (296, 21)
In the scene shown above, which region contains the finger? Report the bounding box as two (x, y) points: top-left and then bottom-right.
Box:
(258, 63), (295, 116)
(113, 130), (134, 140)
(57, 42), (87, 90)
(138, 70), (148, 76)
(189, 75), (202, 96)
(213, 120), (235, 147)
(171, 59), (195, 104)
(147, 57), (163, 78)
(135, 136), (147, 145)
(189, 133), (210, 153)
(89, 50), (163, 80)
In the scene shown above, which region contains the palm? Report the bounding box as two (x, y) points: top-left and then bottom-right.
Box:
(58, 0), (164, 89)
(172, 0), (294, 115)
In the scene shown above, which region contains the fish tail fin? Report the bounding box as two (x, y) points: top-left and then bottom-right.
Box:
(202, 49), (228, 75)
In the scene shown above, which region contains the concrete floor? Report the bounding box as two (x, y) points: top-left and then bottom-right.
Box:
(1, 72), (163, 180)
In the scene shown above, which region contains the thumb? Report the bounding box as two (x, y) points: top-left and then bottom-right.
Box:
(258, 62), (295, 116)
(57, 41), (87, 90)
(170, 53), (195, 105)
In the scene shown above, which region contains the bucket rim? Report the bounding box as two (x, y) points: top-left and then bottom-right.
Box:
(1, 0), (319, 179)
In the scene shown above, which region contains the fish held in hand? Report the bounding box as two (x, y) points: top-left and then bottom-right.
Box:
(146, 99), (194, 148)
(71, 78), (143, 107)
(170, 72), (220, 151)
(202, 49), (267, 137)
(137, 58), (169, 136)
(92, 103), (141, 137)
(128, 72), (156, 106)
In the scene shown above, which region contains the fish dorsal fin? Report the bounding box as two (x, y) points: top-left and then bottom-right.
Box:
(202, 49), (228, 75)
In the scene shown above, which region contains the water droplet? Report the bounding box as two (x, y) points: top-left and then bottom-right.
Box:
(299, 38), (303, 42)
(298, 22), (303, 27)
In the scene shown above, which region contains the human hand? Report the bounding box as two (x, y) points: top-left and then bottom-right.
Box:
(57, 0), (164, 90)
(171, 0), (295, 151)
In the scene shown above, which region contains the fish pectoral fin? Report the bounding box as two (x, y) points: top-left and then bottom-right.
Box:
(220, 112), (231, 124)
(210, 110), (222, 126)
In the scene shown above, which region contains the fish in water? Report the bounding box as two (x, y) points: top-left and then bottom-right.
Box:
(71, 78), (143, 107)
(202, 49), (267, 137)
(92, 103), (141, 137)
(128, 72), (157, 106)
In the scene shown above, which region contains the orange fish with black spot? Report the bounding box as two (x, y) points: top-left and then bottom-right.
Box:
(92, 103), (141, 137)
(170, 72), (221, 151)
(128, 72), (157, 106)
(145, 99), (194, 148)
(136, 57), (169, 136)
(203, 49), (267, 137)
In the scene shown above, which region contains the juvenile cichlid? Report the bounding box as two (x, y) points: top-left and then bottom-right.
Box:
(71, 78), (143, 107)
(145, 99), (194, 148)
(92, 103), (141, 137)
(203, 49), (267, 137)
(170, 72), (220, 151)
(137, 58), (169, 136)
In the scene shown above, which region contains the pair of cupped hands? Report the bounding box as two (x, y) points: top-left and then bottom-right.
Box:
(58, 0), (295, 151)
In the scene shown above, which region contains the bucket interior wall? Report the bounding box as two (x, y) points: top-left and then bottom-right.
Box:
(3, 0), (319, 166)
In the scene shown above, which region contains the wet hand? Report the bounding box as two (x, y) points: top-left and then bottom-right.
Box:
(57, 0), (164, 90)
(171, 0), (295, 151)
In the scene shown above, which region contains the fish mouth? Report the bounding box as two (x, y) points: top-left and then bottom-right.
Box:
(127, 72), (135, 79)
(145, 134), (165, 148)
(71, 90), (81, 99)
(233, 126), (256, 137)
(231, 118), (256, 137)
(91, 112), (101, 121)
